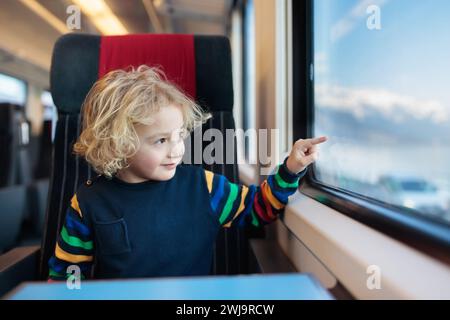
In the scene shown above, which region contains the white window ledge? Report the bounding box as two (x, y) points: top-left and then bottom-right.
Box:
(279, 191), (450, 299)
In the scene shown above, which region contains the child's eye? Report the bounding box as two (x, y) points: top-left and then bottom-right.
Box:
(155, 138), (166, 145)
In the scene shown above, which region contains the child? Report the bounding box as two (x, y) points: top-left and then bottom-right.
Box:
(48, 65), (327, 280)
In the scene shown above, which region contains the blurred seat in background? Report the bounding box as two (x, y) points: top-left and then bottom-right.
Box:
(0, 102), (50, 250)
(0, 185), (26, 253)
(0, 103), (32, 187)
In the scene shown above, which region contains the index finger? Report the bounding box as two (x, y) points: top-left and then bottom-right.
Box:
(310, 136), (328, 145)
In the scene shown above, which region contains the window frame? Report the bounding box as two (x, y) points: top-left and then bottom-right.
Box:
(292, 0), (450, 264)
(241, 0), (257, 163)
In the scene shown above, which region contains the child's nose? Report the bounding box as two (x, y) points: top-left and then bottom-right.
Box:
(169, 140), (184, 158)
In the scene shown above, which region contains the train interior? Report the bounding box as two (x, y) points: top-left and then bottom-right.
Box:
(0, 0), (449, 300)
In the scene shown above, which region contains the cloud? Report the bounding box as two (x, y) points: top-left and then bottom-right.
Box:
(314, 52), (329, 75)
(315, 84), (449, 124)
(330, 0), (389, 43)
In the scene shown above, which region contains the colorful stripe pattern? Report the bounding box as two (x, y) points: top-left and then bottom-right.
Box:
(48, 195), (94, 280)
(205, 162), (304, 228)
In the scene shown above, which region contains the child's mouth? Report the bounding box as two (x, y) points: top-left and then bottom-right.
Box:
(161, 163), (177, 170)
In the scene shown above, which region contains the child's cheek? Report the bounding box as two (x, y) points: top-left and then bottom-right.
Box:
(132, 148), (162, 170)
(142, 151), (164, 168)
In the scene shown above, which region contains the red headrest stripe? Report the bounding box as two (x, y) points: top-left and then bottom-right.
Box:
(98, 34), (196, 99)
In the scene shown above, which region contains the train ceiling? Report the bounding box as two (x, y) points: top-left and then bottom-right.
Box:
(0, 0), (234, 87)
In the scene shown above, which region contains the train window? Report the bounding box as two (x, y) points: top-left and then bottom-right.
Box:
(0, 73), (27, 105)
(312, 0), (450, 225)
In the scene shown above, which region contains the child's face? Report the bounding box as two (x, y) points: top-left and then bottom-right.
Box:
(117, 104), (186, 183)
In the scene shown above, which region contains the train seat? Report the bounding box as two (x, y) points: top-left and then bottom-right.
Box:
(0, 185), (26, 253)
(0, 103), (31, 188)
(38, 33), (259, 279)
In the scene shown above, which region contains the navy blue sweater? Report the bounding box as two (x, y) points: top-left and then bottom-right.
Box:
(48, 162), (306, 280)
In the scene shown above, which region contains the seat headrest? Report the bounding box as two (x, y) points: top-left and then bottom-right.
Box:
(50, 33), (233, 114)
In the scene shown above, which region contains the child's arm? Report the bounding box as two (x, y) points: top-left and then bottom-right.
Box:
(48, 194), (94, 281)
(204, 136), (327, 228)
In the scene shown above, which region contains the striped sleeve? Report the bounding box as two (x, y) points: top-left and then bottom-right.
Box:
(48, 194), (94, 281)
(204, 158), (307, 228)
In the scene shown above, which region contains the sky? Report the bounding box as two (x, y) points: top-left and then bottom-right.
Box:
(313, 0), (450, 124)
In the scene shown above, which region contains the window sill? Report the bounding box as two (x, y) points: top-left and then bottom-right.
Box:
(279, 191), (450, 299)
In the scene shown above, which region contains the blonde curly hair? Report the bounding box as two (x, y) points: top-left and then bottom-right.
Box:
(73, 65), (210, 178)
